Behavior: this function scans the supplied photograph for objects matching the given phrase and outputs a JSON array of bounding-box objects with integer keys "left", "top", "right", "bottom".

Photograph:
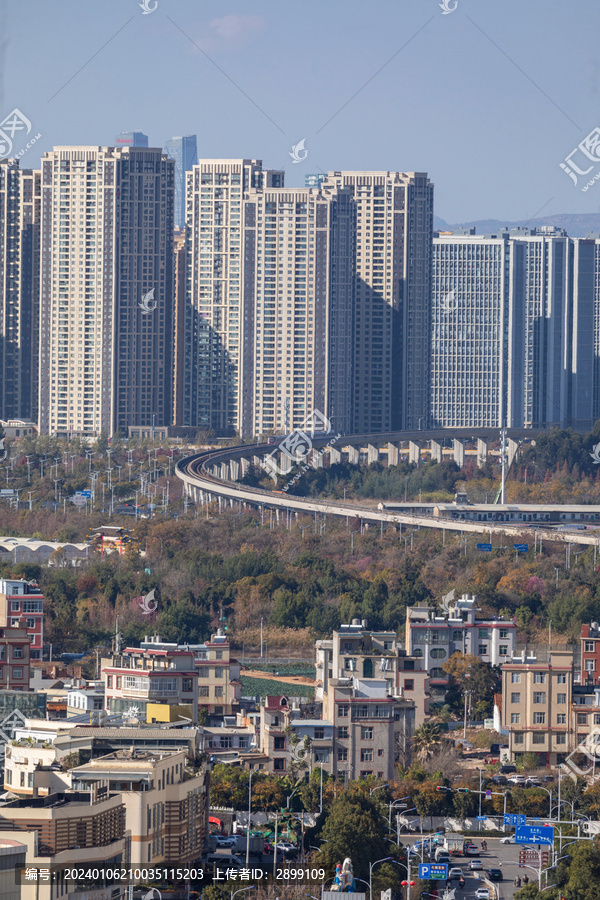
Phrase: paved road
[{"left": 445, "top": 838, "right": 551, "bottom": 899}]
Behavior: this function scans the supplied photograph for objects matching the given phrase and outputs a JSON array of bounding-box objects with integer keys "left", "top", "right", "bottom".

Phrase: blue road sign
[
  {"left": 78, "top": 490, "right": 92, "bottom": 498},
  {"left": 477, "top": 543, "right": 492, "bottom": 551},
  {"left": 419, "top": 864, "right": 448, "bottom": 880},
  {"left": 515, "top": 825, "right": 554, "bottom": 845},
  {"left": 476, "top": 816, "right": 487, "bottom": 821},
  {"left": 514, "top": 543, "right": 529, "bottom": 552},
  {"left": 485, "top": 790, "right": 492, "bottom": 799},
  {"left": 504, "top": 814, "right": 526, "bottom": 826}
]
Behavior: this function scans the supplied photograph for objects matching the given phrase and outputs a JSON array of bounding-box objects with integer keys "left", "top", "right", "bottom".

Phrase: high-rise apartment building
[
  {"left": 242, "top": 184, "right": 355, "bottom": 436},
  {"left": 508, "top": 226, "right": 571, "bottom": 429},
  {"left": 115, "top": 131, "right": 148, "bottom": 147},
  {"left": 38, "top": 146, "right": 174, "bottom": 437},
  {"left": 173, "top": 228, "right": 186, "bottom": 425},
  {"left": 0, "top": 160, "right": 40, "bottom": 422},
  {"left": 570, "top": 235, "right": 599, "bottom": 430},
  {"left": 183, "top": 159, "right": 283, "bottom": 433},
  {"left": 431, "top": 230, "right": 510, "bottom": 428},
  {"left": 164, "top": 135, "right": 198, "bottom": 230},
  {"left": 319, "top": 171, "right": 433, "bottom": 432}
]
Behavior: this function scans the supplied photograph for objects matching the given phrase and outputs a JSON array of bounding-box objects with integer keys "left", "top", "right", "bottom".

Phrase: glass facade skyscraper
[{"left": 164, "top": 135, "right": 198, "bottom": 230}]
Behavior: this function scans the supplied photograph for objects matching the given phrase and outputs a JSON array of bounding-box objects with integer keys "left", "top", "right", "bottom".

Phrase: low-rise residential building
[
  {"left": 406, "top": 596, "right": 517, "bottom": 698},
  {"left": 0, "top": 579, "right": 44, "bottom": 659},
  {"left": 71, "top": 749, "right": 209, "bottom": 865},
  {"left": 581, "top": 621, "right": 600, "bottom": 682},
  {"left": 0, "top": 626, "right": 31, "bottom": 690},
  {"left": 183, "top": 630, "right": 241, "bottom": 716},
  {"left": 316, "top": 619, "right": 429, "bottom": 726},
  {"left": 101, "top": 638, "right": 199, "bottom": 724},
  {"left": 66, "top": 682, "right": 105, "bottom": 719},
  {"left": 257, "top": 696, "right": 334, "bottom": 776},
  {"left": 501, "top": 649, "right": 574, "bottom": 766}
]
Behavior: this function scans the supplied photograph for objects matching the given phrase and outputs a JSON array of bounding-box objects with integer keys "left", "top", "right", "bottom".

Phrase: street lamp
[
  {"left": 231, "top": 886, "right": 255, "bottom": 900},
  {"left": 369, "top": 856, "right": 404, "bottom": 900},
  {"left": 246, "top": 770, "right": 255, "bottom": 867},
  {"left": 370, "top": 782, "right": 390, "bottom": 797},
  {"left": 388, "top": 797, "right": 410, "bottom": 831}
]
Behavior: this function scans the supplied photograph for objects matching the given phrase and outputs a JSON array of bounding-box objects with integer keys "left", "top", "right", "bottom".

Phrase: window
[
  {"left": 107, "top": 676, "right": 113, "bottom": 688},
  {"left": 12, "top": 648, "right": 22, "bottom": 659},
  {"left": 511, "top": 673, "right": 521, "bottom": 683},
  {"left": 578, "top": 713, "right": 588, "bottom": 725},
  {"left": 116, "top": 677, "right": 122, "bottom": 689},
  {"left": 404, "top": 679, "right": 414, "bottom": 691},
  {"left": 557, "top": 714, "right": 567, "bottom": 724},
  {"left": 413, "top": 648, "right": 423, "bottom": 658},
  {"left": 478, "top": 645, "right": 488, "bottom": 655},
  {"left": 430, "top": 648, "right": 446, "bottom": 658},
  {"left": 361, "top": 727, "right": 373, "bottom": 740},
  {"left": 557, "top": 693, "right": 566, "bottom": 704},
  {"left": 511, "top": 714, "right": 520, "bottom": 724},
  {"left": 273, "top": 758, "right": 286, "bottom": 771},
  {"left": 338, "top": 705, "right": 349, "bottom": 718},
  {"left": 219, "top": 736, "right": 233, "bottom": 749},
  {"left": 452, "top": 630, "right": 463, "bottom": 641},
  {"left": 338, "top": 726, "right": 348, "bottom": 739},
  {"left": 199, "top": 686, "right": 209, "bottom": 697},
  {"left": 274, "top": 737, "right": 285, "bottom": 750},
  {"left": 585, "top": 660, "right": 595, "bottom": 672},
  {"left": 533, "top": 692, "right": 546, "bottom": 704},
  {"left": 514, "top": 733, "right": 524, "bottom": 744},
  {"left": 338, "top": 748, "right": 347, "bottom": 761},
  {"left": 430, "top": 667, "right": 445, "bottom": 678},
  {"left": 534, "top": 673, "right": 546, "bottom": 684},
  {"left": 198, "top": 668, "right": 208, "bottom": 678},
  {"left": 556, "top": 734, "right": 566, "bottom": 744},
  {"left": 533, "top": 712, "right": 546, "bottom": 724},
  {"left": 360, "top": 749, "right": 373, "bottom": 762},
  {"left": 556, "top": 673, "right": 567, "bottom": 684},
  {"left": 532, "top": 733, "right": 545, "bottom": 744},
  {"left": 5, "top": 769, "right": 11, "bottom": 784},
  {"left": 360, "top": 770, "right": 373, "bottom": 778},
  {"left": 20, "top": 771, "right": 25, "bottom": 787},
  {"left": 499, "top": 645, "right": 509, "bottom": 656},
  {"left": 12, "top": 668, "right": 22, "bottom": 679},
  {"left": 182, "top": 678, "right": 192, "bottom": 691},
  {"left": 479, "top": 629, "right": 489, "bottom": 638},
  {"left": 595, "top": 714, "right": 600, "bottom": 726},
  {"left": 26, "top": 619, "right": 35, "bottom": 629},
  {"left": 585, "top": 641, "right": 595, "bottom": 652},
  {"left": 214, "top": 667, "right": 223, "bottom": 678},
  {"left": 215, "top": 686, "right": 223, "bottom": 698},
  {"left": 500, "top": 629, "right": 509, "bottom": 638},
  {"left": 511, "top": 693, "right": 521, "bottom": 704},
  {"left": 315, "top": 729, "right": 324, "bottom": 740},
  {"left": 10, "top": 602, "right": 19, "bottom": 612},
  {"left": 378, "top": 749, "right": 384, "bottom": 757}
]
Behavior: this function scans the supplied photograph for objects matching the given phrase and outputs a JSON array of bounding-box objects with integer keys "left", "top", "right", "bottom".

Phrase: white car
[
  {"left": 475, "top": 890, "right": 491, "bottom": 900},
  {"left": 500, "top": 836, "right": 515, "bottom": 844},
  {"left": 469, "top": 860, "right": 483, "bottom": 870},
  {"left": 215, "top": 836, "right": 237, "bottom": 847},
  {"left": 449, "top": 868, "right": 463, "bottom": 880}
]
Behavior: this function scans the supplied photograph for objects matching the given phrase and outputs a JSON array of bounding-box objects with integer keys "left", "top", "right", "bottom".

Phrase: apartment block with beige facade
[
  {"left": 38, "top": 146, "right": 174, "bottom": 437},
  {"left": 71, "top": 749, "right": 208, "bottom": 865},
  {"left": 501, "top": 649, "right": 574, "bottom": 766}
]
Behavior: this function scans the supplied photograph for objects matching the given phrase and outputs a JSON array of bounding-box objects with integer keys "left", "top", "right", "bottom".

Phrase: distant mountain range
[{"left": 433, "top": 213, "right": 600, "bottom": 239}]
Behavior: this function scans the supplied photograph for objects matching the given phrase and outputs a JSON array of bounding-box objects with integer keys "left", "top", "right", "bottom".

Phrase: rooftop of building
[
  {"left": 1, "top": 790, "right": 118, "bottom": 810},
  {"left": 73, "top": 748, "right": 184, "bottom": 772}
]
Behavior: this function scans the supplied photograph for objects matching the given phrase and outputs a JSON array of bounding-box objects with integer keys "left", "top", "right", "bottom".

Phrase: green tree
[{"left": 413, "top": 723, "right": 444, "bottom": 762}]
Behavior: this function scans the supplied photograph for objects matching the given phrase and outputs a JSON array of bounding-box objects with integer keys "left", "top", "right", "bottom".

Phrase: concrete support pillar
[
  {"left": 329, "top": 446, "right": 342, "bottom": 465},
  {"left": 430, "top": 440, "right": 442, "bottom": 463},
  {"left": 347, "top": 445, "right": 360, "bottom": 465},
  {"left": 240, "top": 457, "right": 250, "bottom": 477},
  {"left": 230, "top": 460, "right": 240, "bottom": 481},
  {"left": 367, "top": 444, "right": 379, "bottom": 465},
  {"left": 220, "top": 462, "right": 229, "bottom": 481},
  {"left": 453, "top": 439, "right": 465, "bottom": 468},
  {"left": 507, "top": 438, "right": 519, "bottom": 468},
  {"left": 409, "top": 441, "right": 421, "bottom": 465},
  {"left": 387, "top": 442, "right": 399, "bottom": 467},
  {"left": 252, "top": 455, "right": 262, "bottom": 470},
  {"left": 477, "top": 439, "right": 488, "bottom": 469},
  {"left": 312, "top": 450, "right": 324, "bottom": 469}
]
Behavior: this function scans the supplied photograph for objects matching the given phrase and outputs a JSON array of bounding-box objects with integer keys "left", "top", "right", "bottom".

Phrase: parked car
[
  {"left": 475, "top": 890, "right": 491, "bottom": 900},
  {"left": 508, "top": 775, "right": 526, "bottom": 785},
  {"left": 526, "top": 777, "right": 542, "bottom": 787},
  {"left": 492, "top": 775, "right": 508, "bottom": 785},
  {"left": 500, "top": 765, "right": 517, "bottom": 774},
  {"left": 542, "top": 775, "right": 555, "bottom": 783},
  {"left": 488, "top": 868, "right": 503, "bottom": 881},
  {"left": 449, "top": 868, "right": 463, "bottom": 880},
  {"left": 500, "top": 836, "right": 515, "bottom": 844},
  {"left": 469, "top": 860, "right": 483, "bottom": 871},
  {"left": 215, "top": 836, "right": 238, "bottom": 848}
]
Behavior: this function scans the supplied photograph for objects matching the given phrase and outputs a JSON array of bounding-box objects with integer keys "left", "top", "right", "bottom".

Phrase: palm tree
[{"left": 413, "top": 723, "right": 444, "bottom": 762}]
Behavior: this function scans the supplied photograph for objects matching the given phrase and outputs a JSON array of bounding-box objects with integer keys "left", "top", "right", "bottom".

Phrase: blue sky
[{"left": 2, "top": 0, "right": 600, "bottom": 222}]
